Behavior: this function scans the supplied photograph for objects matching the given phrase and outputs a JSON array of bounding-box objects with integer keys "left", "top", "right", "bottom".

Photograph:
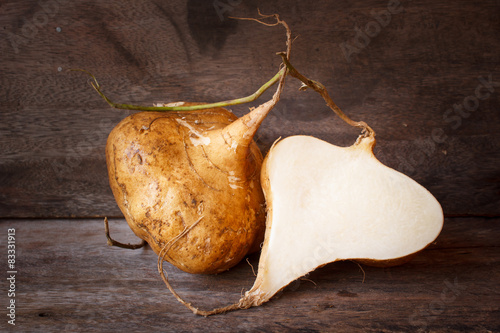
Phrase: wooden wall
[{"left": 1, "top": 0, "right": 499, "bottom": 219}]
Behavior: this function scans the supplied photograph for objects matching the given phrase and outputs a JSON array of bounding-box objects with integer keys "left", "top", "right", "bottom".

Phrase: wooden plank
[
  {"left": 1, "top": 0, "right": 499, "bottom": 218},
  {"left": 0, "top": 217, "right": 498, "bottom": 332}
]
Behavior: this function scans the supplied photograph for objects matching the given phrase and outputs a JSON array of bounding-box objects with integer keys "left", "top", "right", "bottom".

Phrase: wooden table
[
  {"left": 1, "top": 217, "right": 498, "bottom": 332},
  {"left": 1, "top": 0, "right": 499, "bottom": 331}
]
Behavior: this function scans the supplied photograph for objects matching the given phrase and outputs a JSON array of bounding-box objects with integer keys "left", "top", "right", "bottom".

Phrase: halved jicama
[
  {"left": 231, "top": 58, "right": 445, "bottom": 309},
  {"left": 230, "top": 57, "right": 445, "bottom": 310},
  {"left": 155, "top": 42, "right": 444, "bottom": 317},
  {"left": 239, "top": 134, "right": 444, "bottom": 307}
]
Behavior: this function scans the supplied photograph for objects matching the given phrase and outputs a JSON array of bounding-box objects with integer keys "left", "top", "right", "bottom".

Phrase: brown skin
[{"left": 106, "top": 104, "right": 266, "bottom": 274}]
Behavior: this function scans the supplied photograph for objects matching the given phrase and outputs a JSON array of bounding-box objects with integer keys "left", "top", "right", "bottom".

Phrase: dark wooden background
[{"left": 1, "top": 0, "right": 499, "bottom": 332}]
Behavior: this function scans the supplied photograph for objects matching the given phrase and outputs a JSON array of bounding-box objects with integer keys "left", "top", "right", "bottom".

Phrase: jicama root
[{"left": 100, "top": 13, "right": 291, "bottom": 277}]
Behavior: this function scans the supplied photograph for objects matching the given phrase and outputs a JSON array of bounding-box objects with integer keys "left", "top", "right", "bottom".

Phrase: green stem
[{"left": 73, "top": 68, "right": 285, "bottom": 112}]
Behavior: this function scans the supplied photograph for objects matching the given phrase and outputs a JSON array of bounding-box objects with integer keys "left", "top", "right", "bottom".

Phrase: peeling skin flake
[
  {"left": 228, "top": 175, "right": 241, "bottom": 184},
  {"left": 230, "top": 140, "right": 238, "bottom": 151},
  {"left": 222, "top": 131, "right": 238, "bottom": 152},
  {"left": 175, "top": 119, "right": 211, "bottom": 146},
  {"left": 228, "top": 171, "right": 243, "bottom": 189}
]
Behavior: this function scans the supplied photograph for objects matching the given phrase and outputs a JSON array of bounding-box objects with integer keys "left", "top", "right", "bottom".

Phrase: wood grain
[
  {"left": 0, "top": 217, "right": 498, "bottom": 332},
  {"left": 1, "top": 0, "right": 499, "bottom": 217}
]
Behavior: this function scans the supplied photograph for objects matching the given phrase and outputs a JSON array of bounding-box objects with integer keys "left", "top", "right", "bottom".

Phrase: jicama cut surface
[{"left": 242, "top": 135, "right": 444, "bottom": 305}]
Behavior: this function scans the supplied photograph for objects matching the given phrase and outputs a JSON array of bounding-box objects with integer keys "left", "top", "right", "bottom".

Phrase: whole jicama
[
  {"left": 100, "top": 14, "right": 291, "bottom": 275},
  {"left": 106, "top": 100, "right": 279, "bottom": 274}
]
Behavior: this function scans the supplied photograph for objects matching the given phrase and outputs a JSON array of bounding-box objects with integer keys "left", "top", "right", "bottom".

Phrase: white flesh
[{"left": 244, "top": 135, "right": 443, "bottom": 304}]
